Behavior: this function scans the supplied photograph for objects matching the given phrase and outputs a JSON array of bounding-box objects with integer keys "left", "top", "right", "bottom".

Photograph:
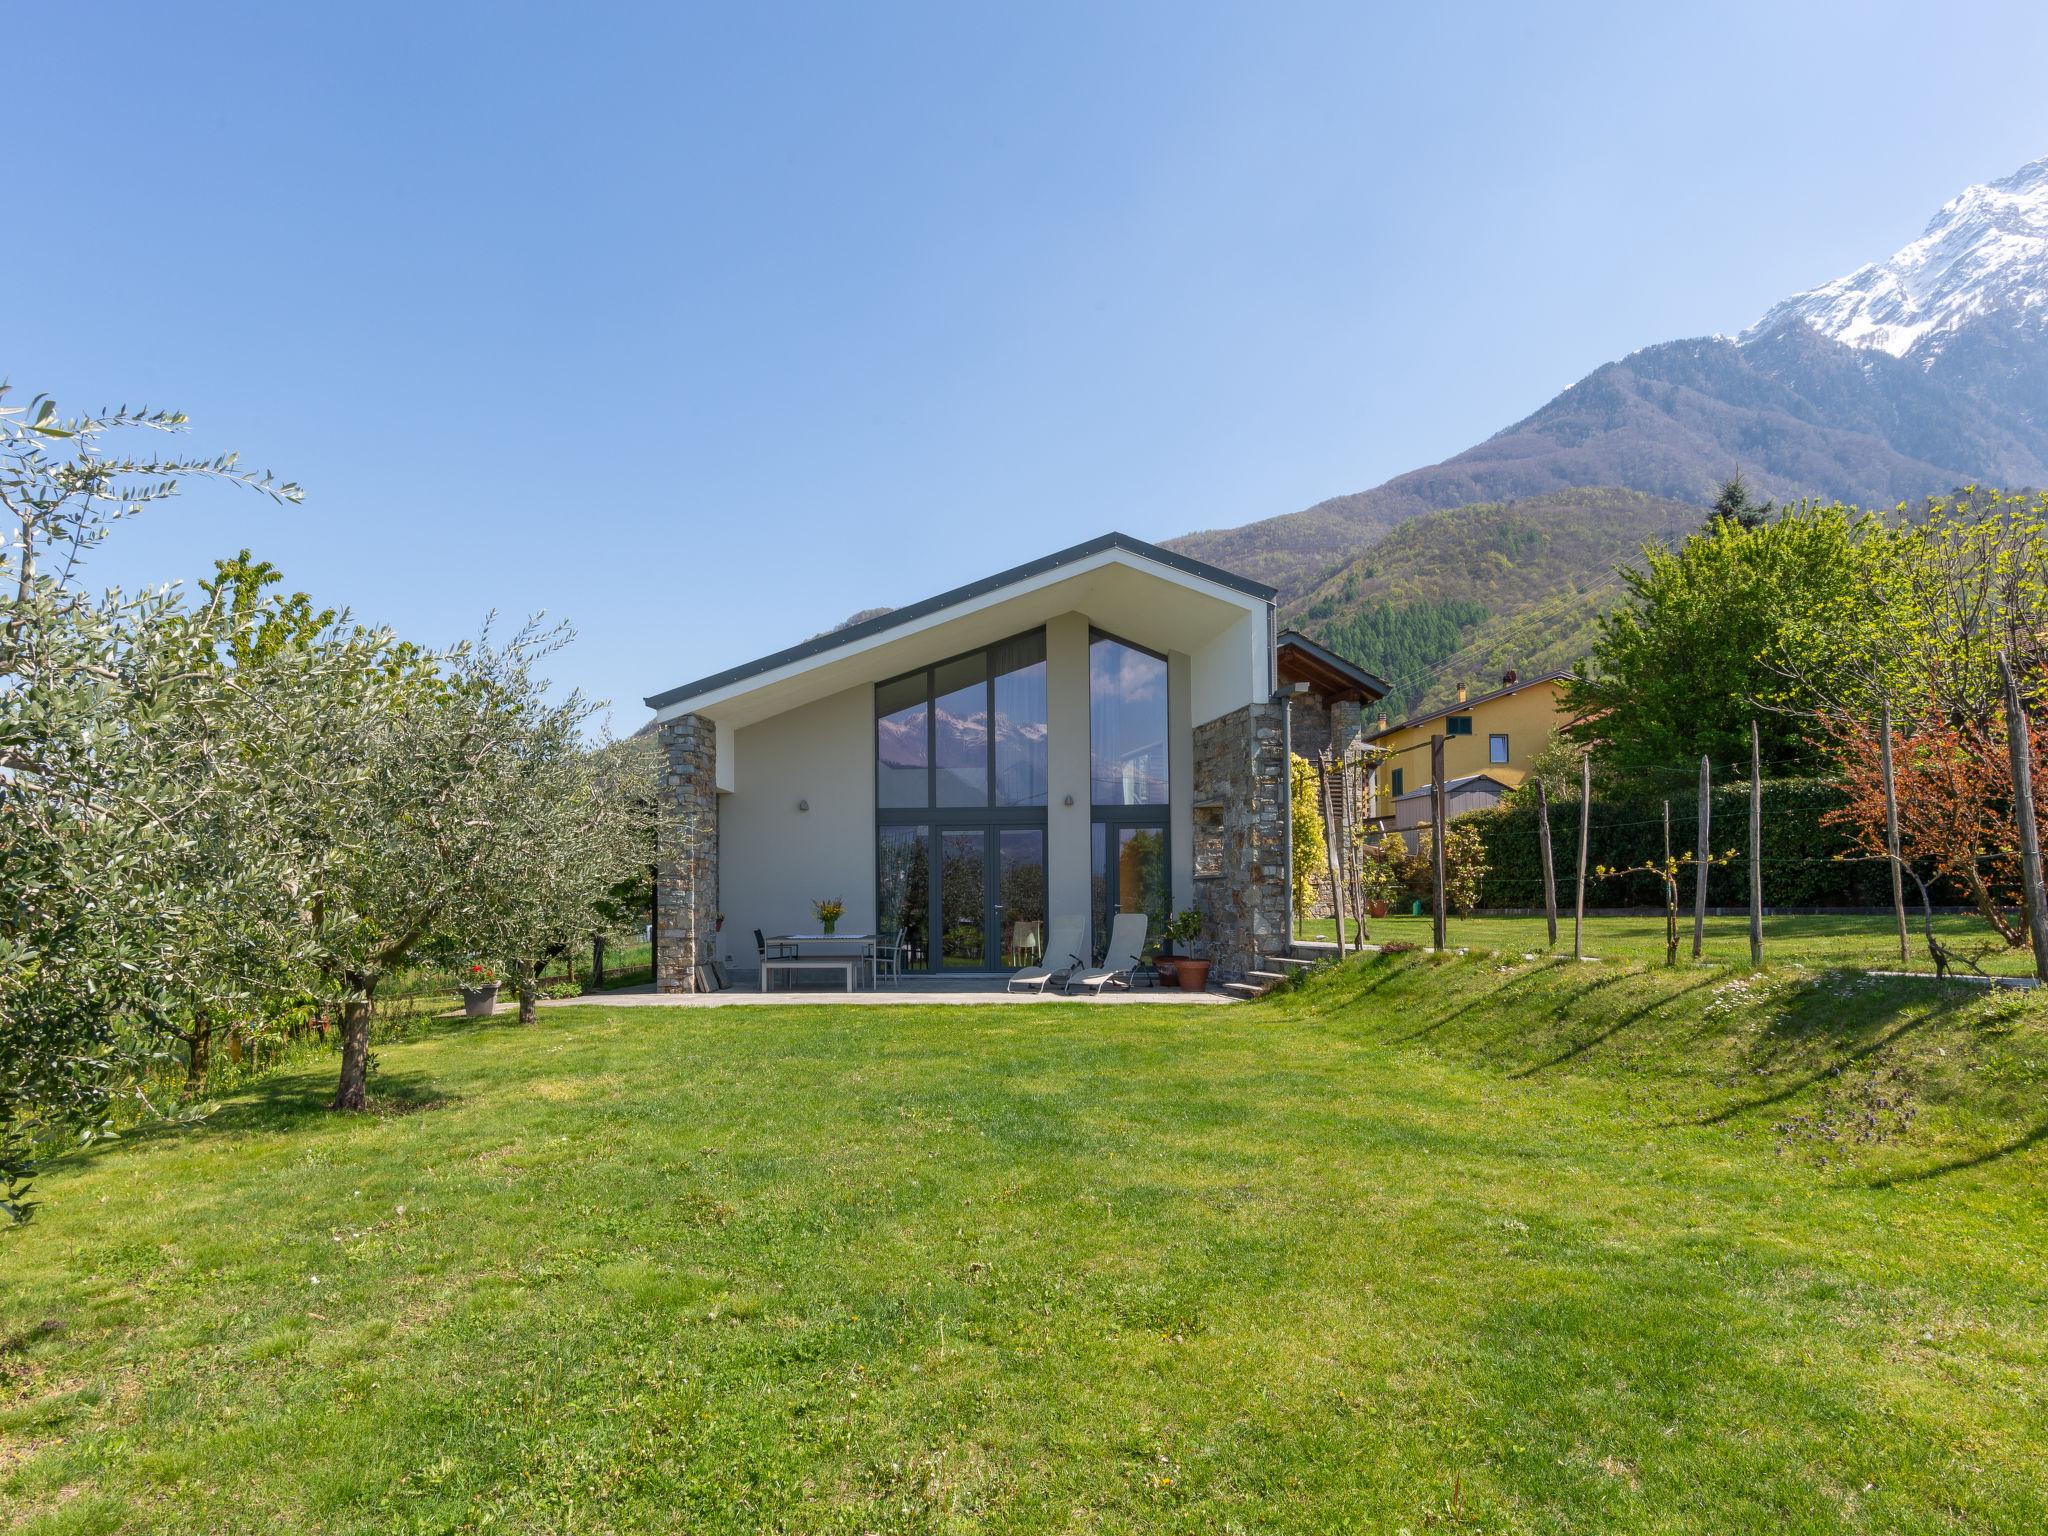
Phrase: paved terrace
[{"left": 545, "top": 976, "right": 1235, "bottom": 1008}]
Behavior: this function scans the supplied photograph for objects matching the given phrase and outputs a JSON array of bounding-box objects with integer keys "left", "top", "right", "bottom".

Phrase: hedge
[{"left": 1460, "top": 778, "right": 1899, "bottom": 910}]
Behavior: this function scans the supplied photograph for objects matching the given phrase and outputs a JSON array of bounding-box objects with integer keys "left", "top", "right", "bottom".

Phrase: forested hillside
[{"left": 1284, "top": 488, "right": 1700, "bottom": 716}]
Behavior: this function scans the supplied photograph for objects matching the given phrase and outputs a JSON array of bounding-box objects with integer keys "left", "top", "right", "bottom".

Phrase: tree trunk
[
  {"left": 518, "top": 980, "right": 538, "bottom": 1026},
  {"left": 332, "top": 981, "right": 375, "bottom": 1112},
  {"left": 184, "top": 1016, "right": 212, "bottom": 1094}
]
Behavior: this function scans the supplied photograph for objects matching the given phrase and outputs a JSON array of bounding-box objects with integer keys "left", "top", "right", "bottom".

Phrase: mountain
[
  {"left": 1282, "top": 488, "right": 1702, "bottom": 717},
  {"left": 1170, "top": 155, "right": 2048, "bottom": 604}
]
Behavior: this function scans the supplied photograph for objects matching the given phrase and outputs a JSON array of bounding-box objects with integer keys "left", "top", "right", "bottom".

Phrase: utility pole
[{"left": 1999, "top": 652, "right": 2048, "bottom": 982}]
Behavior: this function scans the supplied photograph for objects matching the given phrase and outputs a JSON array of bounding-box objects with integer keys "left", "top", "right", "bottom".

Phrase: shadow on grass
[
  {"left": 1689, "top": 982, "right": 1956, "bottom": 1128},
  {"left": 1509, "top": 974, "right": 1722, "bottom": 1079},
  {"left": 1388, "top": 958, "right": 1578, "bottom": 1045},
  {"left": 1870, "top": 1118, "right": 2048, "bottom": 1186}
]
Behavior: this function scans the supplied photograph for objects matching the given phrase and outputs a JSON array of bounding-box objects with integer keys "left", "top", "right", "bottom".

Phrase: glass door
[
  {"left": 939, "top": 830, "right": 989, "bottom": 971},
  {"left": 997, "top": 829, "right": 1047, "bottom": 969},
  {"left": 1091, "top": 819, "right": 1169, "bottom": 961}
]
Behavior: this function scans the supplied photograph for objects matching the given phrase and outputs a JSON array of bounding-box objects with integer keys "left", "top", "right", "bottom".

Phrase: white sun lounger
[
  {"left": 1065, "top": 911, "right": 1148, "bottom": 995},
  {"left": 1007, "top": 916, "right": 1090, "bottom": 993}
]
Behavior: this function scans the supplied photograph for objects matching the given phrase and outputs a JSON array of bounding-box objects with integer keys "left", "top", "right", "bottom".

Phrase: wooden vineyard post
[
  {"left": 1662, "top": 799, "right": 1678, "bottom": 966},
  {"left": 1574, "top": 751, "right": 1591, "bottom": 960},
  {"left": 1430, "top": 734, "right": 1448, "bottom": 951},
  {"left": 1749, "top": 721, "right": 1764, "bottom": 968},
  {"left": 1536, "top": 778, "right": 1559, "bottom": 947},
  {"left": 1693, "top": 755, "right": 1710, "bottom": 960},
  {"left": 1999, "top": 652, "right": 2048, "bottom": 982},
  {"left": 1879, "top": 700, "right": 1908, "bottom": 964},
  {"left": 1318, "top": 750, "right": 1350, "bottom": 961}
]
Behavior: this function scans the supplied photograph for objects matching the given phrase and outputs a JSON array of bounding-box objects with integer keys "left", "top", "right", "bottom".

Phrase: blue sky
[{"left": 11, "top": 1, "right": 2047, "bottom": 723}]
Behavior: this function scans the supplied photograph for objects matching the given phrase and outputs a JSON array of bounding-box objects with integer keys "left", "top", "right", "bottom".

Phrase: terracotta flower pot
[
  {"left": 1175, "top": 959, "right": 1211, "bottom": 992},
  {"left": 459, "top": 983, "right": 500, "bottom": 1019},
  {"left": 1154, "top": 957, "right": 1178, "bottom": 986},
  {"left": 1369, "top": 900, "right": 1389, "bottom": 918}
]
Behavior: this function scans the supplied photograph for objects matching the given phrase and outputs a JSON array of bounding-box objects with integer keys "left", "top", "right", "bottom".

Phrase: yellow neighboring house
[{"left": 1366, "top": 670, "right": 1571, "bottom": 849}]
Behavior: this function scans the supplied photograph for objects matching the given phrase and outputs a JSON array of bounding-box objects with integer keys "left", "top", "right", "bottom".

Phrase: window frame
[
  {"left": 875, "top": 627, "right": 1049, "bottom": 825},
  {"left": 1446, "top": 714, "right": 1474, "bottom": 737},
  {"left": 1488, "top": 732, "right": 1510, "bottom": 765},
  {"left": 1087, "top": 627, "right": 1171, "bottom": 811}
]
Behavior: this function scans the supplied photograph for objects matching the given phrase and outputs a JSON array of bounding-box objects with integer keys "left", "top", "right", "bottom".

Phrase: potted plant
[
  {"left": 1356, "top": 840, "right": 1402, "bottom": 920},
  {"left": 812, "top": 896, "right": 845, "bottom": 936},
  {"left": 1162, "top": 909, "right": 1209, "bottom": 991},
  {"left": 458, "top": 962, "right": 500, "bottom": 1018}
]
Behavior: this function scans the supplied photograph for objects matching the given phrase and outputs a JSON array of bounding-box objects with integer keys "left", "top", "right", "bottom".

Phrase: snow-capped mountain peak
[{"left": 1745, "top": 155, "right": 2048, "bottom": 361}]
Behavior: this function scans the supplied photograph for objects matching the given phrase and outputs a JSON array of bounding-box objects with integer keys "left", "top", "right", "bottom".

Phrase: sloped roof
[
  {"left": 645, "top": 531, "right": 1275, "bottom": 713},
  {"left": 1276, "top": 630, "right": 1389, "bottom": 702},
  {"left": 1368, "top": 672, "right": 1571, "bottom": 740}
]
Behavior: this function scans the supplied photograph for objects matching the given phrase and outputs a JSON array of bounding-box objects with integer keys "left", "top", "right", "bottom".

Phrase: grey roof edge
[
  {"left": 1367, "top": 670, "right": 1574, "bottom": 740},
  {"left": 1275, "top": 629, "right": 1391, "bottom": 698},
  {"left": 1393, "top": 772, "right": 1512, "bottom": 801},
  {"left": 644, "top": 531, "right": 1277, "bottom": 712}
]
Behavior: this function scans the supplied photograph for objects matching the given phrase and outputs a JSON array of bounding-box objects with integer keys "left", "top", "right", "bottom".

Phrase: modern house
[
  {"left": 643, "top": 533, "right": 1291, "bottom": 990},
  {"left": 1366, "top": 671, "right": 1570, "bottom": 848}
]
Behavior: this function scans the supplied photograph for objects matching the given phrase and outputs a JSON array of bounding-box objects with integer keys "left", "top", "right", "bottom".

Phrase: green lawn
[
  {"left": 4, "top": 953, "right": 2047, "bottom": 1533},
  {"left": 1297, "top": 909, "right": 2042, "bottom": 975}
]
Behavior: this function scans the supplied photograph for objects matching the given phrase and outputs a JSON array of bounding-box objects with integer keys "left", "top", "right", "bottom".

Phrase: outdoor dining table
[{"left": 760, "top": 933, "right": 877, "bottom": 991}]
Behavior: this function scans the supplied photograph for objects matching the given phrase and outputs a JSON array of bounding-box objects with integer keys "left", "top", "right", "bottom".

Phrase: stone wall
[
  {"left": 1192, "top": 702, "right": 1290, "bottom": 978},
  {"left": 655, "top": 713, "right": 720, "bottom": 992},
  {"left": 1287, "top": 690, "right": 1369, "bottom": 767}
]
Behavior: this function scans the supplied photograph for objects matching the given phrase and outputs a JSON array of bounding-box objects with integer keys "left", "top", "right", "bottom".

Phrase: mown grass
[
  {"left": 3, "top": 953, "right": 2046, "bottom": 1533},
  {"left": 1297, "top": 909, "right": 2041, "bottom": 975}
]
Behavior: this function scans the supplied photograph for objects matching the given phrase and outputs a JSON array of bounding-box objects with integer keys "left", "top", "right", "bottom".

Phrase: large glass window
[
  {"left": 876, "top": 674, "right": 929, "bottom": 809},
  {"left": 933, "top": 653, "right": 988, "bottom": 807},
  {"left": 876, "top": 629, "right": 1048, "bottom": 973},
  {"left": 1090, "top": 633, "right": 1168, "bottom": 806},
  {"left": 992, "top": 631, "right": 1048, "bottom": 807},
  {"left": 877, "top": 630, "right": 1045, "bottom": 811}
]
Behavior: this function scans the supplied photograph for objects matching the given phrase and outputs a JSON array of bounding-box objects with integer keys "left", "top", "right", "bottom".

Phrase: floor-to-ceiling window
[
  {"left": 1088, "top": 630, "right": 1170, "bottom": 958},
  {"left": 876, "top": 630, "right": 1047, "bottom": 972}
]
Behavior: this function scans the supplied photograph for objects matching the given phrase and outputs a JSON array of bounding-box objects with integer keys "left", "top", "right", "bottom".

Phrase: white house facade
[{"left": 643, "top": 533, "right": 1290, "bottom": 989}]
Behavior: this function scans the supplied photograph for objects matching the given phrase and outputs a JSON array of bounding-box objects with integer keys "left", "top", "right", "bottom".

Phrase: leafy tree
[
  {"left": 1563, "top": 502, "right": 1866, "bottom": 774},
  {"left": 1, "top": 387, "right": 299, "bottom": 1219},
  {"left": 1501, "top": 730, "right": 1582, "bottom": 808},
  {"left": 1780, "top": 490, "right": 2048, "bottom": 950},
  {"left": 276, "top": 619, "right": 568, "bottom": 1110},
  {"left": 477, "top": 730, "right": 660, "bottom": 1025}
]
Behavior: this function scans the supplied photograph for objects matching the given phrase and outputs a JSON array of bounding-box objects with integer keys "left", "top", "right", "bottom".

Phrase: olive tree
[
  {"left": 1, "top": 386, "right": 301, "bottom": 1218},
  {"left": 476, "top": 730, "right": 660, "bottom": 1024}
]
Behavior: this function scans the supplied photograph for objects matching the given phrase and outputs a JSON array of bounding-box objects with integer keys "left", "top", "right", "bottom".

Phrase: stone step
[
  {"left": 1220, "top": 981, "right": 1268, "bottom": 1000},
  {"left": 1245, "top": 969, "right": 1289, "bottom": 987},
  {"left": 1262, "top": 954, "right": 1317, "bottom": 971}
]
